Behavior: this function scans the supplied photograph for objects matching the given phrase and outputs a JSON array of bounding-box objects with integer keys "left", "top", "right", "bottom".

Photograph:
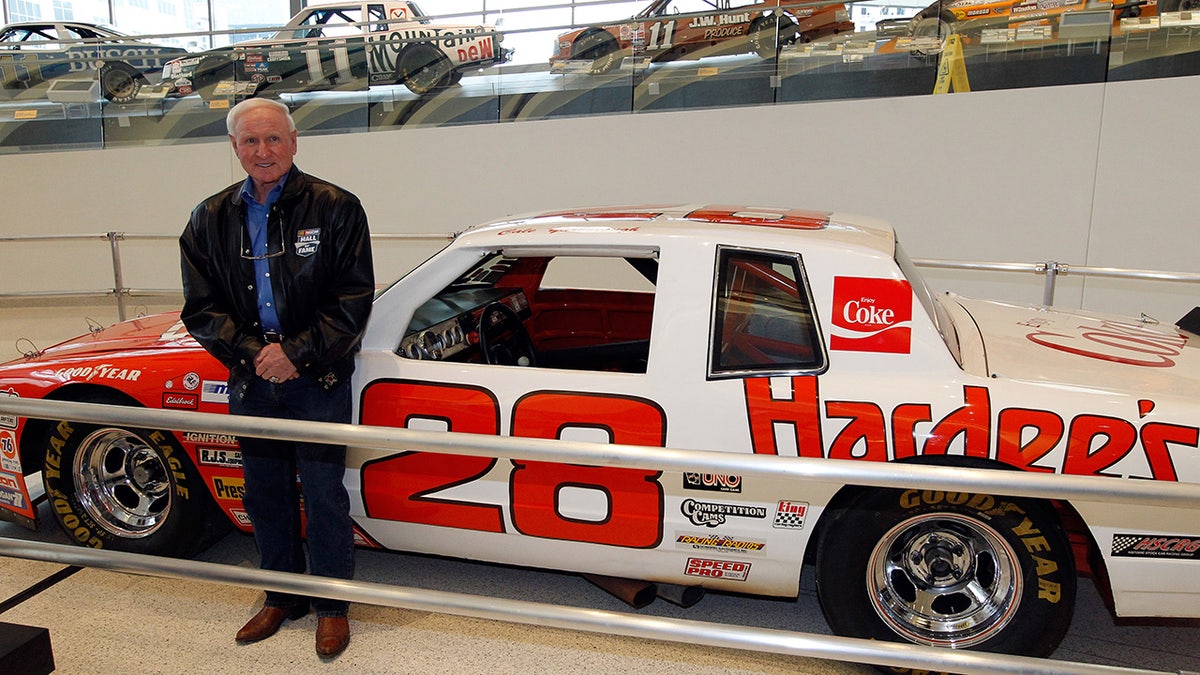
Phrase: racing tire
[
  {"left": 397, "top": 45, "right": 453, "bottom": 95},
  {"left": 572, "top": 31, "right": 622, "bottom": 74},
  {"left": 192, "top": 54, "right": 237, "bottom": 101},
  {"left": 750, "top": 16, "right": 787, "bottom": 58},
  {"left": 815, "top": 488, "right": 1075, "bottom": 665},
  {"left": 99, "top": 62, "right": 142, "bottom": 104},
  {"left": 41, "top": 397, "right": 225, "bottom": 557}
]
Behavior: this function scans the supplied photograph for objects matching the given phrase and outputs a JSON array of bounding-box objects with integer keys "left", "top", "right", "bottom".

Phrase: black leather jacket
[{"left": 180, "top": 165, "right": 374, "bottom": 398}]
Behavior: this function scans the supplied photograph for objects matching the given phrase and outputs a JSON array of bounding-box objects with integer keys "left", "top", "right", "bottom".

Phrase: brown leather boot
[
  {"left": 235, "top": 604, "right": 309, "bottom": 643},
  {"left": 315, "top": 616, "right": 350, "bottom": 657}
]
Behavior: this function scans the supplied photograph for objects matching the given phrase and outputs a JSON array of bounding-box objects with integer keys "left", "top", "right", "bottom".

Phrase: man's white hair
[{"left": 226, "top": 98, "right": 296, "bottom": 136}]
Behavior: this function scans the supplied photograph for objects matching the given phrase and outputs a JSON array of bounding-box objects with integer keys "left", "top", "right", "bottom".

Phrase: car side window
[{"left": 709, "top": 246, "right": 826, "bottom": 378}]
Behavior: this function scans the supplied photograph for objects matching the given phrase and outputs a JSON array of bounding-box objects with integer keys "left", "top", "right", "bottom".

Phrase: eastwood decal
[
  {"left": 0, "top": 387, "right": 17, "bottom": 429},
  {"left": 744, "top": 376, "right": 1198, "bottom": 481},
  {"left": 1112, "top": 534, "right": 1200, "bottom": 560},
  {"left": 685, "top": 557, "right": 751, "bottom": 581},
  {"left": 199, "top": 447, "right": 243, "bottom": 468},
  {"left": 676, "top": 533, "right": 766, "bottom": 554},
  {"left": 295, "top": 228, "right": 320, "bottom": 257},
  {"left": 212, "top": 476, "right": 246, "bottom": 501},
  {"left": 54, "top": 364, "right": 142, "bottom": 382},
  {"left": 772, "top": 500, "right": 808, "bottom": 530},
  {"left": 830, "top": 276, "right": 912, "bottom": 354},
  {"left": 162, "top": 393, "right": 198, "bottom": 410},
  {"left": 681, "top": 498, "right": 767, "bottom": 527},
  {"left": 683, "top": 472, "right": 741, "bottom": 493}
]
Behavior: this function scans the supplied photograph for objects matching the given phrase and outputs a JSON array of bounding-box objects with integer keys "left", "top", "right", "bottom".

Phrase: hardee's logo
[{"left": 830, "top": 276, "right": 912, "bottom": 354}]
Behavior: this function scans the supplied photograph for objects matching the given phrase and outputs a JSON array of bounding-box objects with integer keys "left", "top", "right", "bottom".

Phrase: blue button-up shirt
[{"left": 240, "top": 176, "right": 285, "bottom": 335}]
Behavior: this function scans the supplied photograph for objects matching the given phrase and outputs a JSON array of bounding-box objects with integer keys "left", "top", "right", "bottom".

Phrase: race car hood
[
  {"left": 946, "top": 295, "right": 1200, "bottom": 396},
  {"left": 22, "top": 312, "right": 197, "bottom": 362}
]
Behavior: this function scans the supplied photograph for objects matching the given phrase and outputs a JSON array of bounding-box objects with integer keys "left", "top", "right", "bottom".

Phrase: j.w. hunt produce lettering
[{"left": 744, "top": 376, "right": 1197, "bottom": 480}]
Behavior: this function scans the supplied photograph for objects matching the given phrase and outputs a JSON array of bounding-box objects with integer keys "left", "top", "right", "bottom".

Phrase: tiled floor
[{"left": 1, "top": 501, "right": 1198, "bottom": 674}]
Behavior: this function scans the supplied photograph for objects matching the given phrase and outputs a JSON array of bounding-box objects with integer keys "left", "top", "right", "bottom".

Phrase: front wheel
[
  {"left": 397, "top": 45, "right": 453, "bottom": 95},
  {"left": 816, "top": 488, "right": 1075, "bottom": 659},
  {"left": 42, "top": 410, "right": 223, "bottom": 557},
  {"left": 572, "top": 31, "right": 622, "bottom": 74},
  {"left": 99, "top": 62, "right": 142, "bottom": 103}
]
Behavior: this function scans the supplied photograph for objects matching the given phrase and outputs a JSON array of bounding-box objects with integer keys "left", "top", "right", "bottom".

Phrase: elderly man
[{"left": 179, "top": 97, "right": 373, "bottom": 658}]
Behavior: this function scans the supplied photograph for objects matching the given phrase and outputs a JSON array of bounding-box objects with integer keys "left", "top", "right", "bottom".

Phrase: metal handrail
[
  {"left": 0, "top": 537, "right": 1164, "bottom": 675},
  {"left": 3, "top": 230, "right": 1198, "bottom": 320},
  {"left": 1, "top": 398, "right": 1197, "bottom": 509},
  {"left": 0, "top": 397, "right": 1196, "bottom": 674}
]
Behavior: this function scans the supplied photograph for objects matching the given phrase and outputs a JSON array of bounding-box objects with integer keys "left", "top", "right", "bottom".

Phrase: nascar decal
[
  {"left": 1112, "top": 534, "right": 1200, "bottom": 560},
  {"left": 676, "top": 533, "right": 766, "bottom": 554},
  {"left": 680, "top": 498, "right": 766, "bottom": 527},
  {"left": 295, "top": 228, "right": 320, "bottom": 257},
  {"left": 745, "top": 377, "right": 1197, "bottom": 481},
  {"left": 830, "top": 277, "right": 912, "bottom": 354},
  {"left": 772, "top": 500, "right": 808, "bottom": 530},
  {"left": 685, "top": 557, "right": 751, "bottom": 581},
  {"left": 1024, "top": 317, "right": 1188, "bottom": 368},
  {"left": 683, "top": 472, "right": 741, "bottom": 493}
]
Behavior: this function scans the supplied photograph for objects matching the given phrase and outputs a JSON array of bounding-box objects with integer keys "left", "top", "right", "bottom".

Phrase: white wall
[{"left": 2, "top": 76, "right": 1198, "bottom": 356}]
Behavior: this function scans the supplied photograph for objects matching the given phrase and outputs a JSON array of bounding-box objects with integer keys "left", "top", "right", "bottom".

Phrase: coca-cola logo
[
  {"left": 830, "top": 277, "right": 912, "bottom": 354},
  {"left": 1026, "top": 319, "right": 1187, "bottom": 368}
]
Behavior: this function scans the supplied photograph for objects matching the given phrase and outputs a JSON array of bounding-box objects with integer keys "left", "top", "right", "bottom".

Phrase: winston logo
[{"left": 830, "top": 277, "right": 913, "bottom": 354}]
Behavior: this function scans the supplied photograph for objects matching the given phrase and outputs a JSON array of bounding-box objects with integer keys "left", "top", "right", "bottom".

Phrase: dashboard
[{"left": 398, "top": 287, "right": 530, "bottom": 361}]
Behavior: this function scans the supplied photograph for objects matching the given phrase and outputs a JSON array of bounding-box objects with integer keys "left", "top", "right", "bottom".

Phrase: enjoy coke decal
[{"left": 830, "top": 276, "right": 913, "bottom": 354}]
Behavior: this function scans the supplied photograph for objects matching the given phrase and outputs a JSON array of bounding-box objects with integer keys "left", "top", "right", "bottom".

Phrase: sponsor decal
[
  {"left": 683, "top": 472, "right": 742, "bottom": 493},
  {"left": 230, "top": 508, "right": 252, "bottom": 527},
  {"left": 54, "top": 364, "right": 142, "bottom": 382},
  {"left": 0, "top": 388, "right": 17, "bottom": 429},
  {"left": 0, "top": 475, "right": 26, "bottom": 510},
  {"left": 182, "top": 372, "right": 200, "bottom": 391},
  {"left": 201, "top": 381, "right": 229, "bottom": 404},
  {"left": 1025, "top": 317, "right": 1188, "bottom": 368},
  {"left": 212, "top": 476, "right": 246, "bottom": 501},
  {"left": 965, "top": 7, "right": 992, "bottom": 16},
  {"left": 681, "top": 498, "right": 767, "bottom": 527},
  {"left": 162, "top": 393, "right": 198, "bottom": 410},
  {"left": 199, "top": 447, "right": 243, "bottom": 468},
  {"left": 267, "top": 75, "right": 283, "bottom": 83},
  {"left": 1112, "top": 534, "right": 1200, "bottom": 560},
  {"left": 676, "top": 532, "right": 766, "bottom": 554},
  {"left": 1, "top": 430, "right": 19, "bottom": 474},
  {"left": 388, "top": 6, "right": 408, "bottom": 19},
  {"left": 184, "top": 431, "right": 239, "bottom": 447},
  {"left": 772, "top": 500, "right": 808, "bottom": 529},
  {"left": 295, "top": 228, "right": 320, "bottom": 257},
  {"left": 267, "top": 50, "right": 290, "bottom": 62},
  {"left": 830, "top": 276, "right": 913, "bottom": 354},
  {"left": 685, "top": 557, "right": 751, "bottom": 581},
  {"left": 704, "top": 26, "right": 747, "bottom": 39},
  {"left": 744, "top": 376, "right": 1198, "bottom": 481}
]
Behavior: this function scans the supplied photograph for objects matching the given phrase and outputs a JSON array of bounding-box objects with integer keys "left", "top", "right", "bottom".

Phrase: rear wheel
[
  {"left": 816, "top": 488, "right": 1075, "bottom": 660},
  {"left": 750, "top": 16, "right": 795, "bottom": 57},
  {"left": 42, "top": 398, "right": 224, "bottom": 557},
  {"left": 572, "top": 31, "right": 622, "bottom": 74},
  {"left": 99, "top": 62, "right": 142, "bottom": 103}
]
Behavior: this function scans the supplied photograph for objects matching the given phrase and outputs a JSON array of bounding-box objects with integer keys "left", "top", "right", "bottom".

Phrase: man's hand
[{"left": 255, "top": 343, "right": 299, "bottom": 383}]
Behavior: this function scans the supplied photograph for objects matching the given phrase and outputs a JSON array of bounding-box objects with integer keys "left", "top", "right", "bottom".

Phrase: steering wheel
[{"left": 477, "top": 302, "right": 537, "bottom": 367}]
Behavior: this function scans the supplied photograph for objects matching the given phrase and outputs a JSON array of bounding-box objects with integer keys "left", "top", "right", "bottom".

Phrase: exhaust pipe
[
  {"left": 582, "top": 574, "right": 658, "bottom": 609},
  {"left": 656, "top": 582, "right": 705, "bottom": 608}
]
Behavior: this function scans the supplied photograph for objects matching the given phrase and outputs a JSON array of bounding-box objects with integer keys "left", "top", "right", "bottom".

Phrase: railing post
[
  {"left": 108, "top": 231, "right": 127, "bottom": 322},
  {"left": 1038, "top": 260, "right": 1067, "bottom": 307}
]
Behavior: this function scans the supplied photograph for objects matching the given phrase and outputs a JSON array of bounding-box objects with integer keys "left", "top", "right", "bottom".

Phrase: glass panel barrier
[{"left": 4, "top": 0, "right": 1200, "bottom": 153}]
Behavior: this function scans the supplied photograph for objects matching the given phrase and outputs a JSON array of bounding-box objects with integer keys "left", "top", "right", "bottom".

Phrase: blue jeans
[{"left": 230, "top": 376, "right": 355, "bottom": 617}]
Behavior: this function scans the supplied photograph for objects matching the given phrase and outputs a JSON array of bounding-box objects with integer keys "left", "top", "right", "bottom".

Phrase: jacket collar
[{"left": 230, "top": 165, "right": 307, "bottom": 207}]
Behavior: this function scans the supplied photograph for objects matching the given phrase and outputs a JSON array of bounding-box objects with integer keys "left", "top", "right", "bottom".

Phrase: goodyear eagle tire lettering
[
  {"left": 815, "top": 487, "right": 1075, "bottom": 671},
  {"left": 42, "top": 410, "right": 218, "bottom": 557}
]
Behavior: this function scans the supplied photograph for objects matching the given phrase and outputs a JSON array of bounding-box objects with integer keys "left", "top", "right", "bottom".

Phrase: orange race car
[
  {"left": 551, "top": 0, "right": 853, "bottom": 73},
  {"left": 876, "top": 0, "right": 1149, "bottom": 44}
]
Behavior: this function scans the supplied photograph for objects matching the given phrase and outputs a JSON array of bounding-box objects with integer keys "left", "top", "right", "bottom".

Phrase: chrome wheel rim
[
  {"left": 73, "top": 428, "right": 171, "bottom": 538},
  {"left": 867, "top": 512, "right": 1021, "bottom": 648}
]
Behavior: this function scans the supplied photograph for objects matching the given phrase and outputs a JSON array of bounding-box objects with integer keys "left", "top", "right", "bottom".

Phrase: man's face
[{"left": 229, "top": 107, "right": 298, "bottom": 193}]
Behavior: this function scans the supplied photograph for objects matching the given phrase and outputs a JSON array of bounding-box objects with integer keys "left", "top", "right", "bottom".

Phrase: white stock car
[
  {"left": 0, "top": 205, "right": 1198, "bottom": 664},
  {"left": 161, "top": 1, "right": 510, "bottom": 98}
]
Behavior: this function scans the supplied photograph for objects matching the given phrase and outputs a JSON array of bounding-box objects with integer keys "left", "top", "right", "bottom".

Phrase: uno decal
[
  {"left": 745, "top": 377, "right": 1195, "bottom": 480},
  {"left": 830, "top": 276, "right": 913, "bottom": 354},
  {"left": 1026, "top": 318, "right": 1188, "bottom": 368},
  {"left": 359, "top": 382, "right": 665, "bottom": 548}
]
